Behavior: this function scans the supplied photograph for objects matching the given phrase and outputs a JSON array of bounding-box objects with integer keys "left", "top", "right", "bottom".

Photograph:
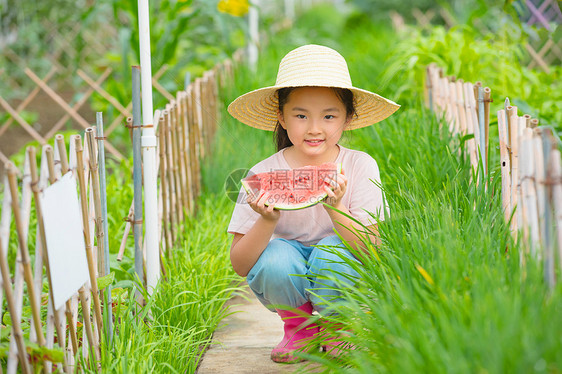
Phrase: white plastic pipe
[
  {"left": 138, "top": 0, "right": 159, "bottom": 294},
  {"left": 248, "top": 0, "right": 259, "bottom": 72}
]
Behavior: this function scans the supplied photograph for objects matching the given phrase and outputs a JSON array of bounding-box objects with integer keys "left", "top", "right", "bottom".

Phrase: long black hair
[{"left": 274, "top": 87, "right": 356, "bottom": 152}]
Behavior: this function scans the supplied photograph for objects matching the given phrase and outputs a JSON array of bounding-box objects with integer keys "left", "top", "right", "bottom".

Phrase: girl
[{"left": 227, "top": 44, "right": 399, "bottom": 363}]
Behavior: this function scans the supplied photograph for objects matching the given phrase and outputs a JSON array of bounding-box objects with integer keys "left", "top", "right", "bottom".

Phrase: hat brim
[{"left": 227, "top": 85, "right": 400, "bottom": 131}]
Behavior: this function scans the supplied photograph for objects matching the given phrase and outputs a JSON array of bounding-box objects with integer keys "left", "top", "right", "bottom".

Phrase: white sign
[{"left": 41, "top": 172, "right": 89, "bottom": 310}]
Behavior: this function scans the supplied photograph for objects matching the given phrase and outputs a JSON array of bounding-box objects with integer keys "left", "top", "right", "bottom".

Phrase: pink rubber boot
[{"left": 271, "top": 302, "right": 319, "bottom": 363}]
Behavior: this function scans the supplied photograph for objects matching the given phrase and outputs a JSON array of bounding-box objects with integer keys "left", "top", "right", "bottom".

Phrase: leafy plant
[{"left": 381, "top": 22, "right": 562, "bottom": 128}]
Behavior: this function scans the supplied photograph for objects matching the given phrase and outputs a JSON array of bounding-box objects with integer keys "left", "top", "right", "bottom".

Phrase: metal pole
[
  {"left": 138, "top": 0, "right": 160, "bottom": 294},
  {"left": 96, "top": 112, "right": 113, "bottom": 343},
  {"left": 132, "top": 66, "right": 144, "bottom": 288}
]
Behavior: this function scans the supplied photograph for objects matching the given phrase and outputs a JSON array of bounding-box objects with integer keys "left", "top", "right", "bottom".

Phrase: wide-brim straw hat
[{"left": 228, "top": 44, "right": 400, "bottom": 131}]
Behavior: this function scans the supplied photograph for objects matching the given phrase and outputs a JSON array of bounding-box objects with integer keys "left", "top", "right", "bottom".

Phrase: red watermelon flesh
[{"left": 241, "top": 162, "right": 341, "bottom": 210}]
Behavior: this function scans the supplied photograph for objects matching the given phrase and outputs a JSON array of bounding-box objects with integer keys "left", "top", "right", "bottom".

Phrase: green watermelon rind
[{"left": 240, "top": 163, "right": 342, "bottom": 211}]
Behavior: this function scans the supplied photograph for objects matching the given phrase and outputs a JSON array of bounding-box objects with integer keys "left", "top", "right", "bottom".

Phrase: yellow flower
[
  {"left": 415, "top": 264, "right": 435, "bottom": 286},
  {"left": 218, "top": 0, "right": 249, "bottom": 17}
]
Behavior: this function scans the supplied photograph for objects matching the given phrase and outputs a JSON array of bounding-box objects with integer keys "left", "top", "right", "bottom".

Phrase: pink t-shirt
[{"left": 227, "top": 145, "right": 388, "bottom": 246}]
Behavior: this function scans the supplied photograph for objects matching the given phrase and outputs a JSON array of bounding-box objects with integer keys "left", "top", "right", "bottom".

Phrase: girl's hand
[
  {"left": 247, "top": 190, "right": 281, "bottom": 222},
  {"left": 323, "top": 169, "right": 347, "bottom": 208}
]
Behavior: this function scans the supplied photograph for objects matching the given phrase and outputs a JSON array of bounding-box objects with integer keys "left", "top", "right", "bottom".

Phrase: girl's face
[{"left": 277, "top": 87, "right": 351, "bottom": 159}]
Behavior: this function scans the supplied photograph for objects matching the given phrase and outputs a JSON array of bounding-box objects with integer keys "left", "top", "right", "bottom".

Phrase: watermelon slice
[{"left": 241, "top": 162, "right": 342, "bottom": 210}]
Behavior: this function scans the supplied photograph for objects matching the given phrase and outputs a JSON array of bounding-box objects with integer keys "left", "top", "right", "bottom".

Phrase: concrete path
[{"left": 197, "top": 286, "right": 321, "bottom": 374}]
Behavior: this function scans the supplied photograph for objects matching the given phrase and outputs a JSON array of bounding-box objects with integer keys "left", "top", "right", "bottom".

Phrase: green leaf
[
  {"left": 26, "top": 342, "right": 65, "bottom": 363},
  {"left": 2, "top": 311, "right": 12, "bottom": 327},
  {"left": 97, "top": 272, "right": 115, "bottom": 290},
  {"left": 0, "top": 325, "right": 10, "bottom": 340}
]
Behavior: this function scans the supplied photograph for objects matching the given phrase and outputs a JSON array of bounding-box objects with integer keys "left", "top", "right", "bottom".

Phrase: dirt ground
[{"left": 0, "top": 89, "right": 95, "bottom": 178}]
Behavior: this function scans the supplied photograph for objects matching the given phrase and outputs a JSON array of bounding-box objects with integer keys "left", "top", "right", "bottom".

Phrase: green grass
[{"left": 91, "top": 193, "right": 240, "bottom": 373}]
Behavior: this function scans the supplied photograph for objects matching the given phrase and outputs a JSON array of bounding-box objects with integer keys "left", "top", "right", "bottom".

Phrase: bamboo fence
[
  {"left": 116, "top": 53, "right": 237, "bottom": 266},
  {"left": 425, "top": 64, "right": 492, "bottom": 180},
  {"left": 426, "top": 64, "right": 562, "bottom": 288},
  {"left": 0, "top": 131, "right": 105, "bottom": 373},
  {"left": 0, "top": 51, "right": 236, "bottom": 371}
]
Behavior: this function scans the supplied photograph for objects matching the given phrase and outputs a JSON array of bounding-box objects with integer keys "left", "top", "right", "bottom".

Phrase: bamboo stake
[
  {"left": 162, "top": 111, "right": 178, "bottom": 243},
  {"left": 86, "top": 128, "right": 106, "bottom": 277},
  {"left": 541, "top": 129, "right": 555, "bottom": 288},
  {"left": 483, "top": 87, "right": 491, "bottom": 176},
  {"left": 194, "top": 78, "right": 206, "bottom": 160},
  {"left": 519, "top": 140, "right": 530, "bottom": 249},
  {"left": 176, "top": 92, "right": 190, "bottom": 215},
  {"left": 425, "top": 65, "right": 435, "bottom": 112},
  {"left": 186, "top": 85, "right": 197, "bottom": 209},
  {"left": 439, "top": 77, "right": 449, "bottom": 127},
  {"left": 158, "top": 114, "right": 171, "bottom": 254},
  {"left": 7, "top": 163, "right": 47, "bottom": 365},
  {"left": 448, "top": 81, "right": 459, "bottom": 135},
  {"left": 468, "top": 83, "right": 481, "bottom": 174},
  {"left": 0, "top": 239, "right": 31, "bottom": 374},
  {"left": 533, "top": 128, "right": 546, "bottom": 255},
  {"left": 174, "top": 99, "right": 187, "bottom": 218},
  {"left": 55, "top": 135, "right": 69, "bottom": 175},
  {"left": 550, "top": 149, "right": 562, "bottom": 280},
  {"left": 191, "top": 82, "right": 203, "bottom": 200},
  {"left": 473, "top": 81, "right": 481, "bottom": 121},
  {"left": 497, "top": 110, "right": 512, "bottom": 224},
  {"left": 463, "top": 82, "right": 478, "bottom": 173},
  {"left": 506, "top": 106, "right": 519, "bottom": 237},
  {"left": 12, "top": 154, "right": 40, "bottom": 367},
  {"left": 27, "top": 147, "right": 72, "bottom": 373},
  {"left": 423, "top": 65, "right": 433, "bottom": 111},
  {"left": 519, "top": 129, "right": 539, "bottom": 259},
  {"left": 432, "top": 66, "right": 442, "bottom": 116},
  {"left": 477, "top": 85, "right": 487, "bottom": 177},
  {"left": 504, "top": 97, "right": 511, "bottom": 148},
  {"left": 179, "top": 92, "right": 193, "bottom": 213},
  {"left": 530, "top": 119, "right": 539, "bottom": 128},
  {"left": 455, "top": 79, "right": 467, "bottom": 136},
  {"left": 169, "top": 102, "right": 184, "bottom": 223},
  {"left": 516, "top": 117, "right": 526, "bottom": 236},
  {"left": 209, "top": 71, "right": 219, "bottom": 140},
  {"left": 78, "top": 286, "right": 99, "bottom": 362},
  {"left": 73, "top": 136, "right": 104, "bottom": 341},
  {"left": 202, "top": 75, "right": 213, "bottom": 154},
  {"left": 36, "top": 146, "right": 58, "bottom": 374},
  {"left": 0, "top": 175, "right": 11, "bottom": 329},
  {"left": 524, "top": 114, "right": 532, "bottom": 128},
  {"left": 89, "top": 121, "right": 113, "bottom": 341}
]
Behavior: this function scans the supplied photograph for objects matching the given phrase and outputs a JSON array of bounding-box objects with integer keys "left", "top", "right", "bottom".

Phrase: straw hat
[{"left": 227, "top": 44, "right": 400, "bottom": 131}]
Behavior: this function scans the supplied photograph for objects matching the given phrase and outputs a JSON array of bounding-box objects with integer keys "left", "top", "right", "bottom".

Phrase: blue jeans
[{"left": 246, "top": 235, "right": 360, "bottom": 314}]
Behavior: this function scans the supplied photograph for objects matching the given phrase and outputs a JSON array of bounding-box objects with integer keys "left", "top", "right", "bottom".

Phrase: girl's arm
[
  {"left": 230, "top": 191, "right": 280, "bottom": 277},
  {"left": 323, "top": 171, "right": 382, "bottom": 259},
  {"left": 325, "top": 204, "right": 381, "bottom": 258}
]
